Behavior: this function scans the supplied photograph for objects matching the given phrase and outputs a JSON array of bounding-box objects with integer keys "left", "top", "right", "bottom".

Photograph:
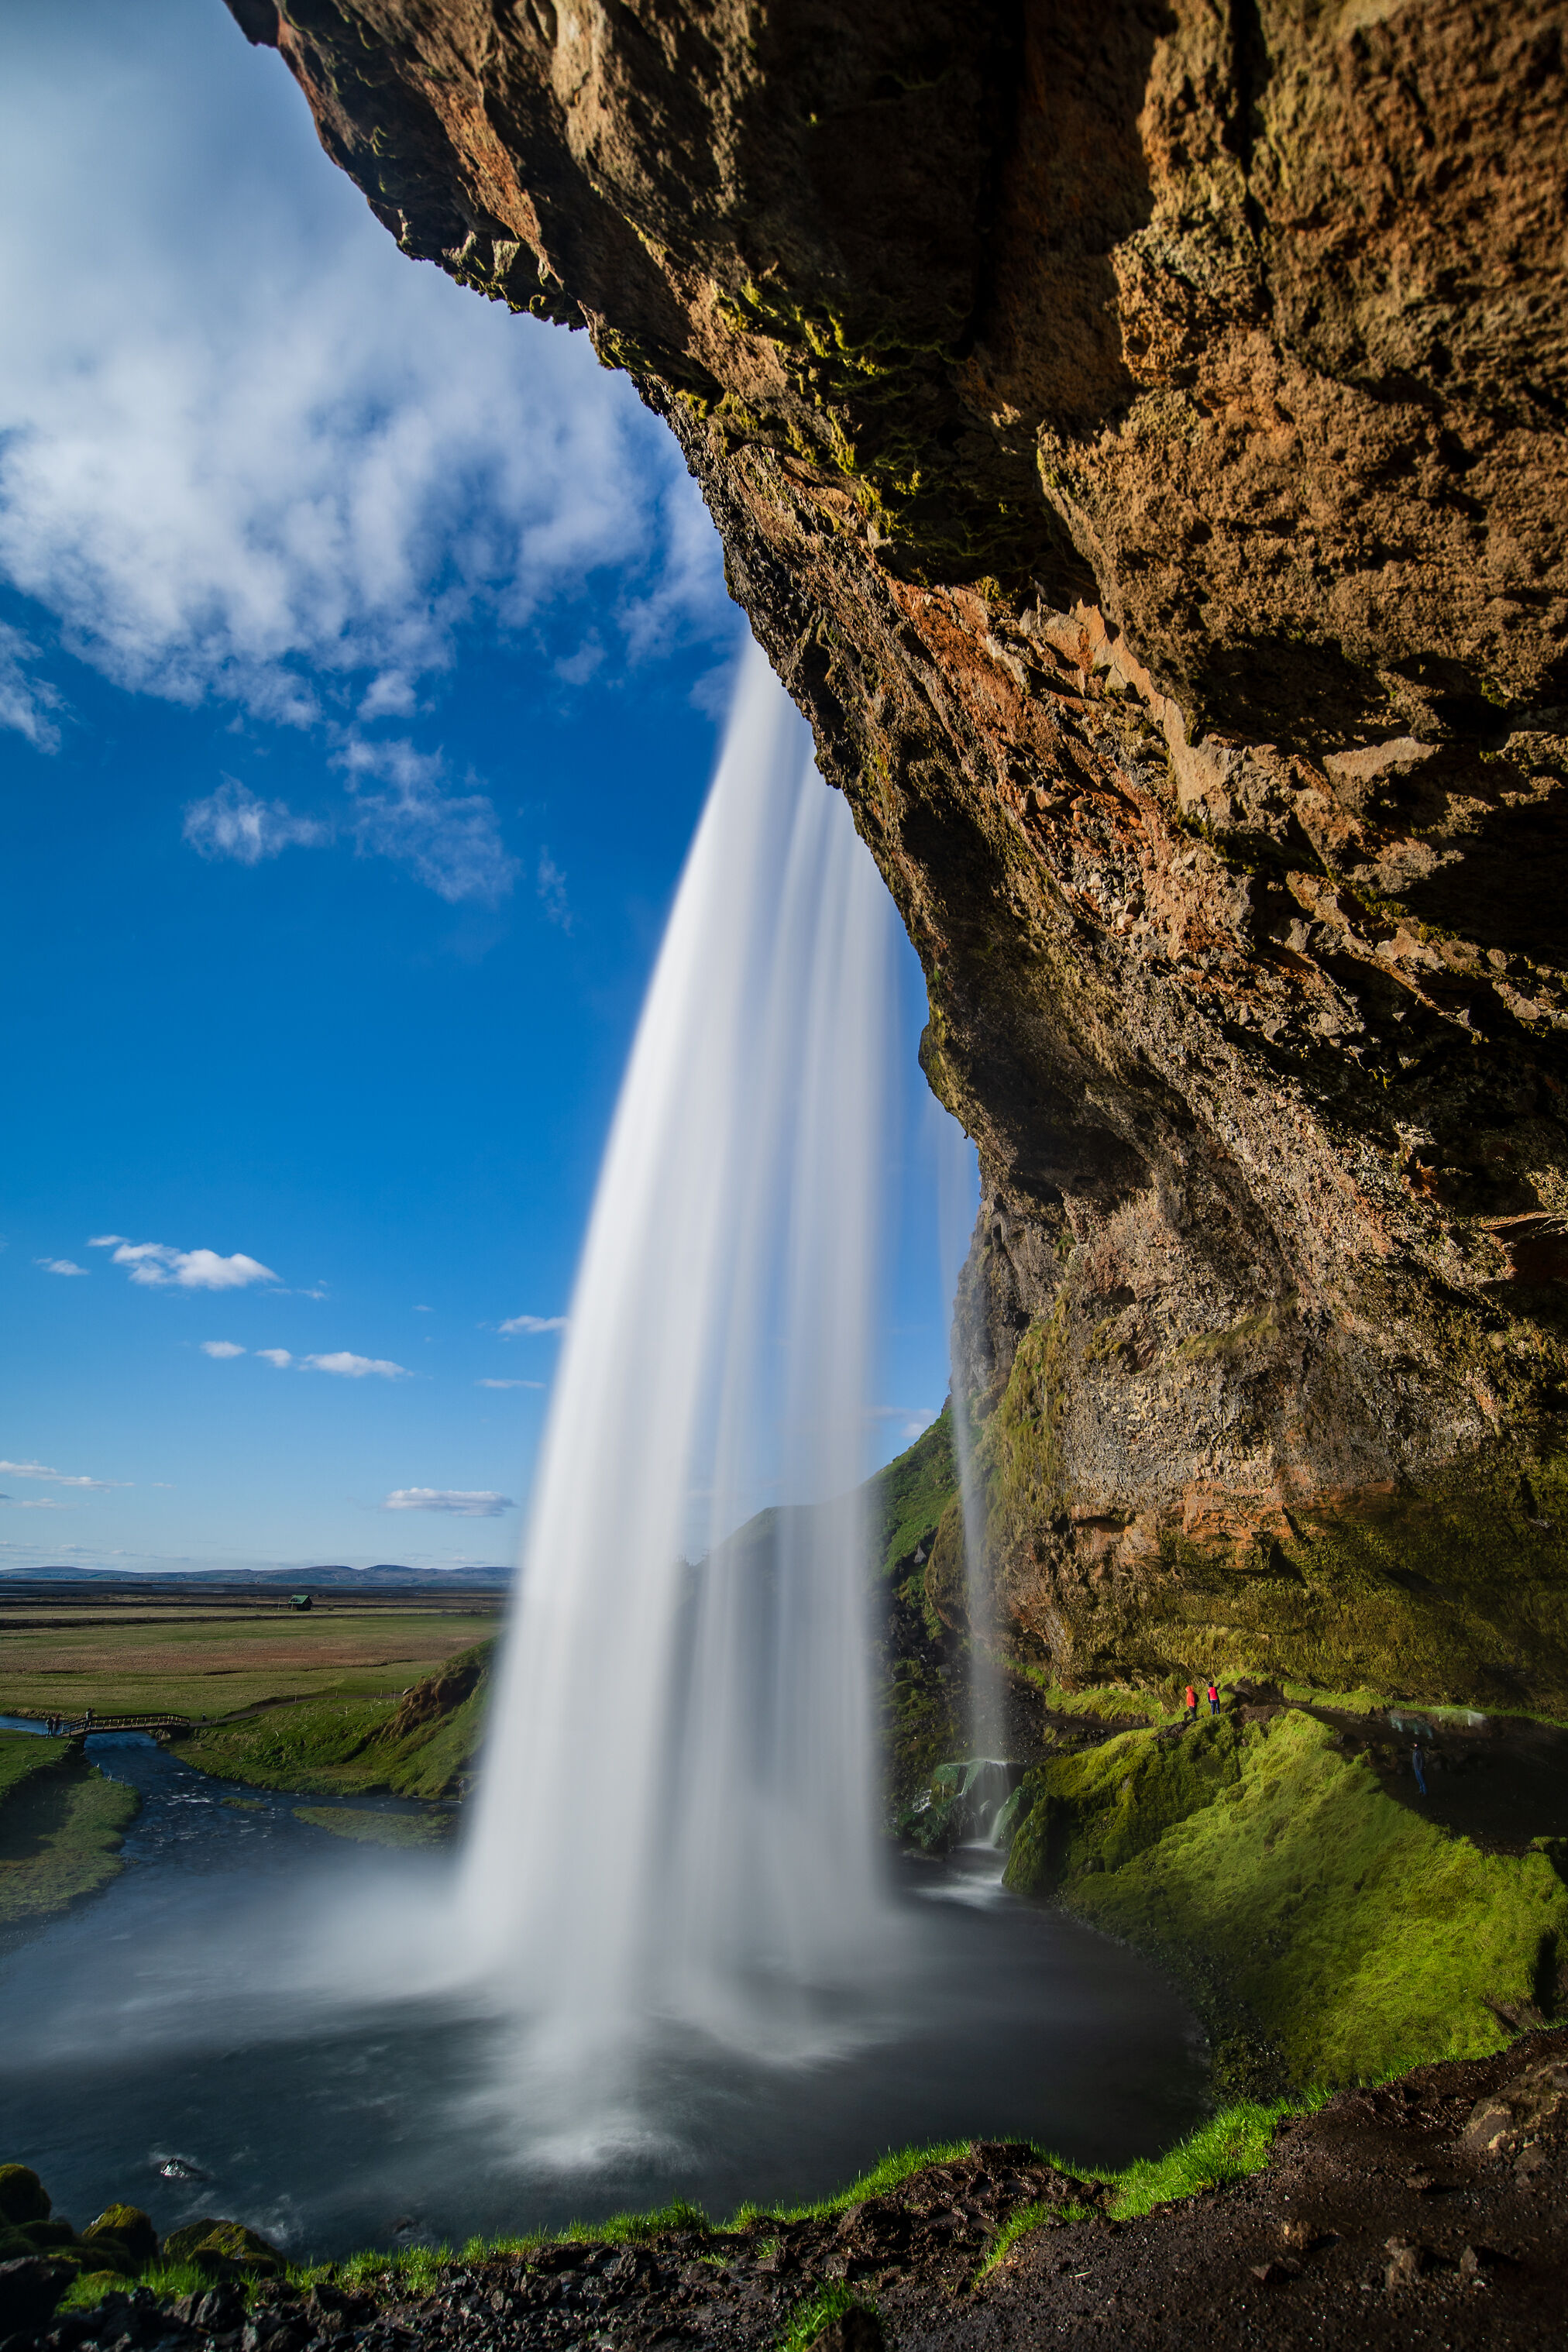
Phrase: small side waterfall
[
  {"left": 461, "top": 644, "right": 897, "bottom": 2065},
  {"left": 935, "top": 1128, "right": 1003, "bottom": 1762}
]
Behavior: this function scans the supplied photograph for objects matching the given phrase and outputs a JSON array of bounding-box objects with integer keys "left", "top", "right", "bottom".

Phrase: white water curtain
[{"left": 462, "top": 643, "right": 897, "bottom": 2060}]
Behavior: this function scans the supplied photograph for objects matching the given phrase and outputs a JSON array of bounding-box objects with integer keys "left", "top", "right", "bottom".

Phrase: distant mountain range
[{"left": 1, "top": 1563, "right": 512, "bottom": 1586}]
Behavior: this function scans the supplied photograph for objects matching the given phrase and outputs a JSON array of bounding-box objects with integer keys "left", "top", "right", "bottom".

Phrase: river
[{"left": 0, "top": 1728, "right": 1209, "bottom": 2262}]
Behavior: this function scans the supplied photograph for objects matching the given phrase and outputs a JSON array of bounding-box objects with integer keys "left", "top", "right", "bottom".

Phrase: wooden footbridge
[{"left": 23, "top": 1711, "right": 192, "bottom": 1739}]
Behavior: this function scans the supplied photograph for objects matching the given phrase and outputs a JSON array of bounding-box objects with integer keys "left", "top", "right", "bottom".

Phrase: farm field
[{"left": 0, "top": 1584, "right": 504, "bottom": 1720}]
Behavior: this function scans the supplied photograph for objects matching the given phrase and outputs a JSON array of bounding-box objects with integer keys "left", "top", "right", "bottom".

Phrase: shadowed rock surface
[{"left": 221, "top": 0, "right": 1568, "bottom": 1702}]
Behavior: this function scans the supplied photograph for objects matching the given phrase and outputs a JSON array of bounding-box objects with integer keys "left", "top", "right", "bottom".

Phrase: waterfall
[
  {"left": 461, "top": 643, "right": 897, "bottom": 2065},
  {"left": 935, "top": 1129, "right": 1002, "bottom": 1763}
]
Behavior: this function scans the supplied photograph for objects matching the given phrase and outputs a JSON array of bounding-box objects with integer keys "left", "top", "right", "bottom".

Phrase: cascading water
[
  {"left": 0, "top": 645, "right": 1212, "bottom": 2238},
  {"left": 462, "top": 642, "right": 898, "bottom": 2065},
  {"left": 934, "top": 1124, "right": 1005, "bottom": 1771}
]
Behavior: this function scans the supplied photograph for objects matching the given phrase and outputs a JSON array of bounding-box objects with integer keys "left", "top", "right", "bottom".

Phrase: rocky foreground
[{"left": 5, "top": 2029, "right": 1567, "bottom": 2352}]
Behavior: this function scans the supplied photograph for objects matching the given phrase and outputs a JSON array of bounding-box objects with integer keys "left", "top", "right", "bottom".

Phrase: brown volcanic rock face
[{"left": 227, "top": 0, "right": 1568, "bottom": 1704}]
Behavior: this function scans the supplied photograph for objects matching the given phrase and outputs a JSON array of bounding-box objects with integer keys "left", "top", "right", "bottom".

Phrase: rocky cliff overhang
[{"left": 226, "top": 0, "right": 1568, "bottom": 1704}]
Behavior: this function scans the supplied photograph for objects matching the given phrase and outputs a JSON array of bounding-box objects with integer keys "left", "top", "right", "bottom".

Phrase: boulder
[
  {"left": 0, "top": 2256, "right": 74, "bottom": 2335},
  {"left": 160, "top": 2219, "right": 285, "bottom": 2279},
  {"left": 84, "top": 2206, "right": 159, "bottom": 2268},
  {"left": 0, "top": 2168, "right": 50, "bottom": 2227}
]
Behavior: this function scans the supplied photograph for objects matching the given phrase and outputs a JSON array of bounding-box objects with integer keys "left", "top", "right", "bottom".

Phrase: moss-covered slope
[{"left": 1006, "top": 1708, "right": 1568, "bottom": 2095}]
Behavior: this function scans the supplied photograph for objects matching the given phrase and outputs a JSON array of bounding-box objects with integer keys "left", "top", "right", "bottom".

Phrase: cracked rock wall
[{"left": 227, "top": 0, "right": 1568, "bottom": 1706}]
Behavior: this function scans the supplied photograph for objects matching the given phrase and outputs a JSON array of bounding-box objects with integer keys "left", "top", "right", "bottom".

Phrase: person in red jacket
[
  {"left": 1183, "top": 1683, "right": 1197, "bottom": 1723},
  {"left": 1208, "top": 1680, "right": 1220, "bottom": 1717}
]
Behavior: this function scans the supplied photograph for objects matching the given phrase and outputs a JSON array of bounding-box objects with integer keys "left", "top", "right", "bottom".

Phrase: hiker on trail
[
  {"left": 1411, "top": 1740, "right": 1428, "bottom": 1797},
  {"left": 1208, "top": 1680, "right": 1220, "bottom": 1717},
  {"left": 1184, "top": 1683, "right": 1198, "bottom": 1723}
]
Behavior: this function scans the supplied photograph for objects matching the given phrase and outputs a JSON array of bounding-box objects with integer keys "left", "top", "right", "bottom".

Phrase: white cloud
[
  {"left": 0, "top": 621, "right": 62, "bottom": 748},
  {"left": 183, "top": 777, "right": 328, "bottom": 865},
  {"left": 498, "top": 1314, "right": 568, "bottom": 1336},
  {"left": 15, "top": 1498, "right": 69, "bottom": 1510},
  {"left": 201, "top": 1339, "right": 246, "bottom": 1359},
  {"left": 88, "top": 1234, "right": 127, "bottom": 1248},
  {"left": 303, "top": 1351, "right": 408, "bottom": 1379},
  {"left": 477, "top": 1377, "right": 544, "bottom": 1390},
  {"left": 0, "top": 1458, "right": 126, "bottom": 1491},
  {"left": 94, "top": 1237, "right": 278, "bottom": 1290},
  {"left": 383, "top": 1487, "right": 515, "bottom": 1516},
  {"left": 256, "top": 1348, "right": 293, "bottom": 1368},
  {"left": 0, "top": 5, "right": 728, "bottom": 756},
  {"left": 536, "top": 849, "right": 571, "bottom": 931},
  {"left": 337, "top": 738, "right": 518, "bottom": 906},
  {"left": 869, "top": 1405, "right": 940, "bottom": 1445},
  {"left": 36, "top": 1257, "right": 88, "bottom": 1276},
  {"left": 413, "top": 1305, "right": 433, "bottom": 1314}
]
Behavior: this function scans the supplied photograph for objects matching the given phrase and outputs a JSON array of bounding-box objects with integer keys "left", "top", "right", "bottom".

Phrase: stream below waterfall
[{"left": 0, "top": 1731, "right": 1209, "bottom": 2263}]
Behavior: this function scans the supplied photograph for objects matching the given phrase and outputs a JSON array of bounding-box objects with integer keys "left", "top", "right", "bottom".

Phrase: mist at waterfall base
[{"left": 0, "top": 651, "right": 1208, "bottom": 2254}]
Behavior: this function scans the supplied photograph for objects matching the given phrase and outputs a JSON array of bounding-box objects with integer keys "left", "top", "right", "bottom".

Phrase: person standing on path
[
  {"left": 1207, "top": 1680, "right": 1220, "bottom": 1717},
  {"left": 1184, "top": 1683, "right": 1198, "bottom": 1724},
  {"left": 1411, "top": 1740, "right": 1428, "bottom": 1796}
]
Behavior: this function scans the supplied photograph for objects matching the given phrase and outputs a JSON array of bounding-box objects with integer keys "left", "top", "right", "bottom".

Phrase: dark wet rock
[
  {"left": 0, "top": 2257, "right": 75, "bottom": 2337},
  {"left": 0, "top": 2178, "right": 50, "bottom": 2232}
]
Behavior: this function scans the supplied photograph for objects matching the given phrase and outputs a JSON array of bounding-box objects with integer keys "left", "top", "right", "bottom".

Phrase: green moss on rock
[
  {"left": 1006, "top": 1708, "right": 1568, "bottom": 2090},
  {"left": 0, "top": 2165, "right": 50, "bottom": 2226}
]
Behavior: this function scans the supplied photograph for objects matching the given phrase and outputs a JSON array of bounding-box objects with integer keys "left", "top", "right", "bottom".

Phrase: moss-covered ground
[
  {"left": 1004, "top": 1707, "right": 1568, "bottom": 2093},
  {"left": 180, "top": 1644, "right": 493, "bottom": 1799},
  {"left": 0, "top": 1732, "right": 139, "bottom": 1933}
]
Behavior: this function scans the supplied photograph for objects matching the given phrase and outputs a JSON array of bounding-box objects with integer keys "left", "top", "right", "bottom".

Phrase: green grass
[
  {"left": 0, "top": 1733, "right": 139, "bottom": 1930},
  {"left": 776, "top": 2280, "right": 868, "bottom": 2352},
  {"left": 869, "top": 1407, "right": 958, "bottom": 1580},
  {"left": 181, "top": 1643, "right": 493, "bottom": 1799},
  {"left": 292, "top": 1806, "right": 453, "bottom": 1848},
  {"left": 1006, "top": 1708, "right": 1568, "bottom": 2089},
  {"left": 1101, "top": 2094, "right": 1323, "bottom": 2219},
  {"left": 0, "top": 1608, "right": 497, "bottom": 1720}
]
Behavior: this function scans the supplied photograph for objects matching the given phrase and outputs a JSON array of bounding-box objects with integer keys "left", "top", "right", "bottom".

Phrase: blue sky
[{"left": 0, "top": 0, "right": 972, "bottom": 1573}]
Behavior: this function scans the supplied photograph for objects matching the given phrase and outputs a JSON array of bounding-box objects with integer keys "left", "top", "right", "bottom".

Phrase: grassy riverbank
[
  {"left": 178, "top": 1644, "right": 493, "bottom": 1799},
  {"left": 0, "top": 1732, "right": 139, "bottom": 1936}
]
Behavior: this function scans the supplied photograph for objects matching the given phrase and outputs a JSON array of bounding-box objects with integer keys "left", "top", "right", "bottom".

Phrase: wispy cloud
[
  {"left": 90, "top": 1236, "right": 278, "bottom": 1291},
  {"left": 0, "top": 1458, "right": 128, "bottom": 1492},
  {"left": 0, "top": 621, "right": 63, "bottom": 751},
  {"left": 536, "top": 849, "right": 571, "bottom": 931},
  {"left": 36, "top": 1257, "right": 88, "bottom": 1276},
  {"left": 498, "top": 1313, "right": 567, "bottom": 1337},
  {"left": 383, "top": 1487, "right": 514, "bottom": 1517},
  {"left": 476, "top": 1377, "right": 544, "bottom": 1390},
  {"left": 869, "top": 1405, "right": 940, "bottom": 1444},
  {"left": 303, "top": 1351, "right": 408, "bottom": 1379},
  {"left": 256, "top": 1348, "right": 293, "bottom": 1368},
  {"left": 337, "top": 738, "right": 518, "bottom": 906},
  {"left": 201, "top": 1339, "right": 246, "bottom": 1359},
  {"left": 183, "top": 777, "right": 328, "bottom": 866},
  {"left": 13, "top": 1497, "right": 69, "bottom": 1510}
]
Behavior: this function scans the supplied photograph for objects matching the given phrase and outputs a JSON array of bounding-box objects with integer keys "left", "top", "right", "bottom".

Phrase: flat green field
[{"left": 0, "top": 1595, "right": 502, "bottom": 1719}]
